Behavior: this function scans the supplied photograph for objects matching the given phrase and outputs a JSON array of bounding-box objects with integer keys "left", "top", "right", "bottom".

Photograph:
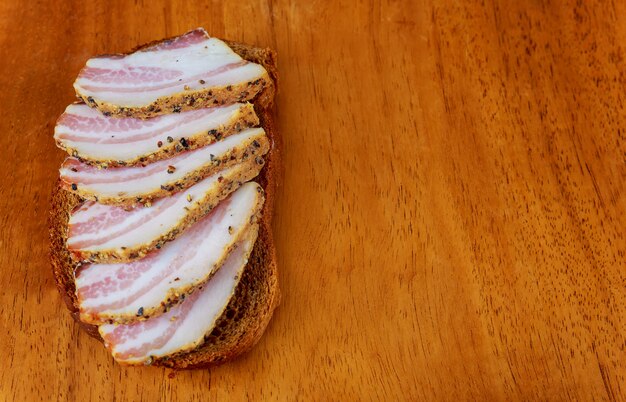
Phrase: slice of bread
[{"left": 49, "top": 37, "right": 281, "bottom": 369}]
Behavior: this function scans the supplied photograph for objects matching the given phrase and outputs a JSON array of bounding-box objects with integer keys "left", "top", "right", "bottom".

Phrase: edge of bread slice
[{"left": 49, "top": 36, "right": 281, "bottom": 369}]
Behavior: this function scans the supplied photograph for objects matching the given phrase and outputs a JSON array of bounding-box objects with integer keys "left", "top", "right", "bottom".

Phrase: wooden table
[{"left": 1, "top": 0, "right": 625, "bottom": 400}]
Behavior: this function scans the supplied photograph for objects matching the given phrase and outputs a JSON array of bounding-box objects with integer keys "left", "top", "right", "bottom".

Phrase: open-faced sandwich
[{"left": 49, "top": 28, "right": 280, "bottom": 368}]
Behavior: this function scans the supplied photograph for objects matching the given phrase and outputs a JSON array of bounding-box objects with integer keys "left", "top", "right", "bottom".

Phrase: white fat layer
[
  {"left": 67, "top": 160, "right": 258, "bottom": 251},
  {"left": 54, "top": 103, "right": 249, "bottom": 161},
  {"left": 99, "top": 231, "right": 256, "bottom": 363},
  {"left": 74, "top": 38, "right": 267, "bottom": 107},
  {"left": 75, "top": 183, "right": 261, "bottom": 318},
  {"left": 59, "top": 127, "right": 265, "bottom": 198},
  {"left": 70, "top": 202, "right": 113, "bottom": 224}
]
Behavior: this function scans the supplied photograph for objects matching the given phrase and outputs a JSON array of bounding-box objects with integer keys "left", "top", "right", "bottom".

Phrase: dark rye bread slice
[
  {"left": 49, "top": 39, "right": 280, "bottom": 369},
  {"left": 76, "top": 32, "right": 273, "bottom": 119}
]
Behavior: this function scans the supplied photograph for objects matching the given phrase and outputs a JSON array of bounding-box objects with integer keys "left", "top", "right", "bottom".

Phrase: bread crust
[{"left": 49, "top": 37, "right": 281, "bottom": 369}]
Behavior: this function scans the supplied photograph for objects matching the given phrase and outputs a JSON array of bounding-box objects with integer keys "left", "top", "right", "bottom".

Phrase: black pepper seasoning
[{"left": 71, "top": 183, "right": 77, "bottom": 190}]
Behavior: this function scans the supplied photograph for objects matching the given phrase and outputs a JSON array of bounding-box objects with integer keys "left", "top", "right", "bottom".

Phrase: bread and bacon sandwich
[{"left": 49, "top": 28, "right": 280, "bottom": 368}]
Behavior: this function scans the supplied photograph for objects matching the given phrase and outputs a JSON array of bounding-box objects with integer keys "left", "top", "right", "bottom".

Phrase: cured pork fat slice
[
  {"left": 99, "top": 232, "right": 257, "bottom": 365},
  {"left": 60, "top": 127, "right": 269, "bottom": 205},
  {"left": 54, "top": 103, "right": 258, "bottom": 167},
  {"left": 75, "top": 182, "right": 264, "bottom": 325},
  {"left": 73, "top": 28, "right": 271, "bottom": 117},
  {"left": 67, "top": 159, "right": 263, "bottom": 263}
]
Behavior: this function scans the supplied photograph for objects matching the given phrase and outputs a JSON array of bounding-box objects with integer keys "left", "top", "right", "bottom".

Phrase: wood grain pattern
[{"left": 1, "top": 0, "right": 625, "bottom": 400}]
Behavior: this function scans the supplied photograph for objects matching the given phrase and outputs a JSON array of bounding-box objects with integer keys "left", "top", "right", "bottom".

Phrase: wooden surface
[{"left": 1, "top": 0, "right": 625, "bottom": 400}]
